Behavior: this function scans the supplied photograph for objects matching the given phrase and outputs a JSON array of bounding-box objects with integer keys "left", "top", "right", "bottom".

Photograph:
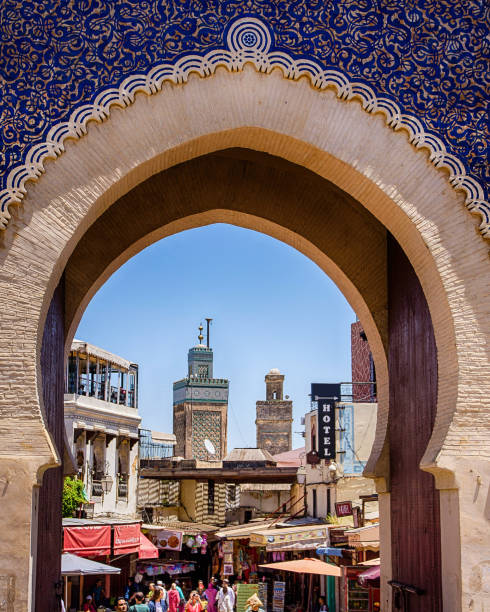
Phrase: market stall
[
  {"left": 61, "top": 552, "right": 121, "bottom": 610},
  {"left": 259, "top": 559, "right": 341, "bottom": 612}
]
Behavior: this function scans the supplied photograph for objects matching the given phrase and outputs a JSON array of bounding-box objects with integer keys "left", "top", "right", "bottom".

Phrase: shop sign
[
  {"left": 222, "top": 541, "right": 233, "bottom": 554},
  {"left": 335, "top": 501, "right": 353, "bottom": 517},
  {"left": 156, "top": 529, "right": 183, "bottom": 551},
  {"left": 272, "top": 581, "right": 285, "bottom": 612},
  {"left": 63, "top": 525, "right": 111, "bottom": 557},
  {"left": 114, "top": 523, "right": 140, "bottom": 554},
  {"left": 237, "top": 584, "right": 259, "bottom": 612},
  {"left": 258, "top": 583, "right": 268, "bottom": 612}
]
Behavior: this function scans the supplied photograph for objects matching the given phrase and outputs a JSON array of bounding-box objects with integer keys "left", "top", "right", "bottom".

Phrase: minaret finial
[
  {"left": 205, "top": 318, "right": 213, "bottom": 348},
  {"left": 198, "top": 323, "right": 204, "bottom": 344}
]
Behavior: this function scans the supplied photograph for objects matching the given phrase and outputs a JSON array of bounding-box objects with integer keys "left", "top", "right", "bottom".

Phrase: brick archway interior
[{"left": 36, "top": 149, "right": 441, "bottom": 610}]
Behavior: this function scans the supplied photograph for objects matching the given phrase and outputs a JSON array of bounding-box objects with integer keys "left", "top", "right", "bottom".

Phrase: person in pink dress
[
  {"left": 204, "top": 583, "right": 217, "bottom": 612},
  {"left": 168, "top": 583, "right": 181, "bottom": 612}
]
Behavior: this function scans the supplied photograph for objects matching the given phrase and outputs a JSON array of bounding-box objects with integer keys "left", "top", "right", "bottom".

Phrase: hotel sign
[
  {"left": 311, "top": 383, "right": 339, "bottom": 460},
  {"left": 318, "top": 399, "right": 336, "bottom": 460},
  {"left": 335, "top": 501, "right": 353, "bottom": 517}
]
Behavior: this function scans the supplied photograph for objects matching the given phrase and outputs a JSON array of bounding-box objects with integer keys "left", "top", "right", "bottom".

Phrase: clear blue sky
[{"left": 76, "top": 224, "right": 356, "bottom": 450}]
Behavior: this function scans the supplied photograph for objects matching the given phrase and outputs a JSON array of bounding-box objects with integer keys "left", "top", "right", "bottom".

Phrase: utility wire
[{"left": 228, "top": 399, "right": 248, "bottom": 447}]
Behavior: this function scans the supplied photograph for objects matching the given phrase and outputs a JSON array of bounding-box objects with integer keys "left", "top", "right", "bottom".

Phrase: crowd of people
[{"left": 80, "top": 577, "right": 266, "bottom": 612}]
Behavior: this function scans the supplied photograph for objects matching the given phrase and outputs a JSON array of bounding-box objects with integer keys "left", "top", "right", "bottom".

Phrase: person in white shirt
[{"left": 216, "top": 580, "right": 235, "bottom": 612}]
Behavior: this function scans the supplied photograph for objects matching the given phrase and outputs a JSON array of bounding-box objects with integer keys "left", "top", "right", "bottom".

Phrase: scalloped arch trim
[{"left": 1, "top": 17, "right": 488, "bottom": 238}]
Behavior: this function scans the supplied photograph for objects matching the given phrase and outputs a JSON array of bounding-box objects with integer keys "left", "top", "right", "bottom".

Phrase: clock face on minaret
[{"left": 172, "top": 324, "right": 229, "bottom": 461}]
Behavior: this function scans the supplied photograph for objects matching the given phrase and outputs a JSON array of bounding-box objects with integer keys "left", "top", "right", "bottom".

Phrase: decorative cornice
[{"left": 0, "top": 17, "right": 488, "bottom": 238}]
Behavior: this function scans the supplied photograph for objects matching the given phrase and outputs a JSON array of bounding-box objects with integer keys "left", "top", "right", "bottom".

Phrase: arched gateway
[{"left": 0, "top": 5, "right": 488, "bottom": 611}]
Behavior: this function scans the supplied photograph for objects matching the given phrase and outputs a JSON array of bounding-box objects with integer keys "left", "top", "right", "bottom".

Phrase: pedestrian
[
  {"left": 314, "top": 596, "right": 328, "bottom": 612},
  {"left": 168, "top": 583, "right": 181, "bottom": 612},
  {"left": 129, "top": 591, "right": 150, "bottom": 612},
  {"left": 115, "top": 597, "right": 129, "bottom": 611},
  {"left": 196, "top": 581, "right": 207, "bottom": 611},
  {"left": 82, "top": 595, "right": 97, "bottom": 612},
  {"left": 216, "top": 580, "right": 235, "bottom": 612},
  {"left": 147, "top": 583, "right": 156, "bottom": 601},
  {"left": 92, "top": 578, "right": 106, "bottom": 607},
  {"left": 125, "top": 579, "right": 137, "bottom": 602},
  {"left": 175, "top": 580, "right": 185, "bottom": 612},
  {"left": 148, "top": 586, "right": 168, "bottom": 612},
  {"left": 185, "top": 591, "right": 202, "bottom": 612},
  {"left": 204, "top": 582, "right": 217, "bottom": 612},
  {"left": 245, "top": 594, "right": 264, "bottom": 612}
]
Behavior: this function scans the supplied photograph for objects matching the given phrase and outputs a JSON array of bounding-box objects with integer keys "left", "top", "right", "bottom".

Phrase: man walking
[
  {"left": 130, "top": 592, "right": 150, "bottom": 612},
  {"left": 216, "top": 580, "right": 235, "bottom": 612}
]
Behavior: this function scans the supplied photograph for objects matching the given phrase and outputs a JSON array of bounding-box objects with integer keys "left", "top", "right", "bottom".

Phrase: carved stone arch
[{"left": 0, "top": 67, "right": 488, "bottom": 612}]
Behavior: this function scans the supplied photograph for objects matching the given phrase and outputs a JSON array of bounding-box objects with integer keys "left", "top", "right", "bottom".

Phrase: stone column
[{"left": 0, "top": 457, "right": 53, "bottom": 611}]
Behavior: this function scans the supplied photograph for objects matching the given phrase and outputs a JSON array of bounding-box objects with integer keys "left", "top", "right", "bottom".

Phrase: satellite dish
[{"left": 204, "top": 439, "right": 216, "bottom": 455}]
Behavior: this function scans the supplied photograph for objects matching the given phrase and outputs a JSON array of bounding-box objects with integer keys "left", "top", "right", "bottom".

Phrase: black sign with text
[{"left": 311, "top": 384, "right": 339, "bottom": 460}]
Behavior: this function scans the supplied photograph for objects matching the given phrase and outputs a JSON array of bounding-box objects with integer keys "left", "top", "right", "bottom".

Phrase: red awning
[
  {"left": 114, "top": 524, "right": 141, "bottom": 555},
  {"left": 139, "top": 532, "right": 159, "bottom": 559},
  {"left": 64, "top": 525, "right": 111, "bottom": 557},
  {"left": 357, "top": 565, "right": 380, "bottom": 587}
]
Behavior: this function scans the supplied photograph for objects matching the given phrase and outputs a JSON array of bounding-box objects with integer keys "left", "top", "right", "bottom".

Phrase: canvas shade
[
  {"left": 357, "top": 565, "right": 380, "bottom": 587},
  {"left": 61, "top": 553, "right": 121, "bottom": 576},
  {"left": 259, "top": 558, "right": 342, "bottom": 576},
  {"left": 139, "top": 532, "right": 159, "bottom": 559}
]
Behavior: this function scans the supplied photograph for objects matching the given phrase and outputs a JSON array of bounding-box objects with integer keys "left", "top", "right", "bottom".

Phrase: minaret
[
  {"left": 256, "top": 369, "right": 293, "bottom": 455},
  {"left": 173, "top": 322, "right": 229, "bottom": 460}
]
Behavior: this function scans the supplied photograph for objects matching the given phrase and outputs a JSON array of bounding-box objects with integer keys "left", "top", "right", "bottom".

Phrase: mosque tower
[
  {"left": 255, "top": 368, "right": 293, "bottom": 455},
  {"left": 172, "top": 321, "right": 229, "bottom": 460}
]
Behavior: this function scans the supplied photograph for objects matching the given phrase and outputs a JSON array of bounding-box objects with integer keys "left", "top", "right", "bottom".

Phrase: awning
[
  {"left": 317, "top": 547, "right": 343, "bottom": 557},
  {"left": 259, "top": 558, "right": 342, "bottom": 577},
  {"left": 139, "top": 532, "right": 159, "bottom": 559},
  {"left": 357, "top": 565, "right": 380, "bottom": 587},
  {"left": 61, "top": 553, "right": 121, "bottom": 576},
  {"left": 249, "top": 525, "right": 329, "bottom": 551},
  {"left": 345, "top": 524, "right": 379, "bottom": 551},
  {"left": 64, "top": 525, "right": 111, "bottom": 557},
  {"left": 359, "top": 557, "right": 380, "bottom": 566},
  {"left": 114, "top": 523, "right": 141, "bottom": 555},
  {"left": 215, "top": 520, "right": 274, "bottom": 540}
]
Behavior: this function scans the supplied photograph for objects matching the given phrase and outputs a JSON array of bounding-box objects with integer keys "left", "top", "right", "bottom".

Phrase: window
[
  {"left": 327, "top": 488, "right": 331, "bottom": 516},
  {"left": 311, "top": 424, "right": 317, "bottom": 452},
  {"left": 312, "top": 488, "right": 317, "bottom": 518},
  {"left": 208, "top": 480, "right": 215, "bottom": 515}
]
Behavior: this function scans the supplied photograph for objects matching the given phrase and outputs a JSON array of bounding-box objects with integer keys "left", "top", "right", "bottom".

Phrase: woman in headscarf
[
  {"left": 168, "top": 583, "right": 181, "bottom": 612},
  {"left": 204, "top": 582, "right": 217, "bottom": 612}
]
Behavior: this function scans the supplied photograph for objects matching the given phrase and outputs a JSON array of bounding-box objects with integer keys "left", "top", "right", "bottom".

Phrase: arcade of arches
[{"left": 0, "top": 58, "right": 488, "bottom": 612}]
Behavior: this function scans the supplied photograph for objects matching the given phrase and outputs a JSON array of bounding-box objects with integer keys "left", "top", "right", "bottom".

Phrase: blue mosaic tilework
[{"left": 0, "top": 1, "right": 488, "bottom": 216}]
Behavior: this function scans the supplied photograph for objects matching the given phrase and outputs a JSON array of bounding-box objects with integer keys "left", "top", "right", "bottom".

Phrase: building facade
[
  {"left": 256, "top": 369, "right": 293, "bottom": 456},
  {"left": 304, "top": 401, "right": 378, "bottom": 521},
  {"left": 64, "top": 340, "right": 141, "bottom": 518},
  {"left": 173, "top": 332, "right": 229, "bottom": 460}
]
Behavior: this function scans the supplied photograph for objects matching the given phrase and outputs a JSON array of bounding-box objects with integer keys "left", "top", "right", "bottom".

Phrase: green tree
[{"left": 62, "top": 476, "right": 87, "bottom": 518}]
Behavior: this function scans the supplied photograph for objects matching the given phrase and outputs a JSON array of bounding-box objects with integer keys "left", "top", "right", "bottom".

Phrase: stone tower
[
  {"left": 256, "top": 369, "right": 293, "bottom": 455},
  {"left": 173, "top": 325, "right": 229, "bottom": 461}
]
